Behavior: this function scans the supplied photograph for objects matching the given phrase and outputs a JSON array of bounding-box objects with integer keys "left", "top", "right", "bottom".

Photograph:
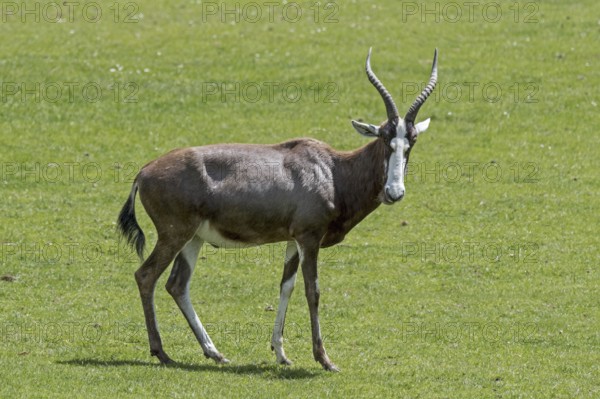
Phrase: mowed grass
[{"left": 1, "top": 0, "right": 599, "bottom": 397}]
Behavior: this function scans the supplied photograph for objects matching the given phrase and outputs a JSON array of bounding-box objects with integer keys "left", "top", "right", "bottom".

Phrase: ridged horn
[
  {"left": 405, "top": 48, "right": 438, "bottom": 124},
  {"left": 366, "top": 48, "right": 399, "bottom": 122}
]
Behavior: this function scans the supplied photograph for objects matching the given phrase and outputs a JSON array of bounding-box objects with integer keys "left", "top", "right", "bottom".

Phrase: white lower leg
[
  {"left": 173, "top": 238, "right": 227, "bottom": 362},
  {"left": 177, "top": 294, "right": 225, "bottom": 361},
  {"left": 271, "top": 272, "right": 297, "bottom": 364},
  {"left": 182, "top": 301, "right": 217, "bottom": 355}
]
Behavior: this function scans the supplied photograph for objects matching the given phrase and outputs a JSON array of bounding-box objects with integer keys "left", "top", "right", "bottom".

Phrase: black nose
[{"left": 385, "top": 188, "right": 404, "bottom": 203}]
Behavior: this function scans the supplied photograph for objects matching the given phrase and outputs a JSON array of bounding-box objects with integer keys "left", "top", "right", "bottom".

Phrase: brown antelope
[{"left": 117, "top": 48, "right": 438, "bottom": 372}]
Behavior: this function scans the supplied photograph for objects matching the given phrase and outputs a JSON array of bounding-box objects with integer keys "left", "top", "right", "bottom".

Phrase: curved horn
[
  {"left": 405, "top": 48, "right": 438, "bottom": 124},
  {"left": 366, "top": 47, "right": 399, "bottom": 122}
]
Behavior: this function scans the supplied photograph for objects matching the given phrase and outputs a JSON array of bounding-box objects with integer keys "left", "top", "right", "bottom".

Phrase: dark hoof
[
  {"left": 204, "top": 352, "right": 230, "bottom": 364},
  {"left": 323, "top": 362, "right": 340, "bottom": 372},
  {"left": 278, "top": 358, "right": 293, "bottom": 366},
  {"left": 315, "top": 350, "right": 339, "bottom": 372},
  {"left": 215, "top": 356, "right": 230, "bottom": 365},
  {"left": 151, "top": 350, "right": 174, "bottom": 365}
]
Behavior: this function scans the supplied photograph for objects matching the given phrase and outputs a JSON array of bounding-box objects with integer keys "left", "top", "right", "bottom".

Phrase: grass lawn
[{"left": 1, "top": 0, "right": 599, "bottom": 397}]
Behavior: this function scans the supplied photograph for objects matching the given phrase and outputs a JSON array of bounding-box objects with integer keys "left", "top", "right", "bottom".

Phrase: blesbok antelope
[{"left": 117, "top": 48, "right": 438, "bottom": 372}]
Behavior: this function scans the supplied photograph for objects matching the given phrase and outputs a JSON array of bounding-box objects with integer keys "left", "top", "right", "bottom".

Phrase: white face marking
[{"left": 384, "top": 121, "right": 410, "bottom": 203}]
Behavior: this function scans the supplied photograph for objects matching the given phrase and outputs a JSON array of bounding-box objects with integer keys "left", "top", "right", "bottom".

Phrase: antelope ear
[
  {"left": 414, "top": 118, "right": 431, "bottom": 135},
  {"left": 351, "top": 120, "right": 380, "bottom": 137}
]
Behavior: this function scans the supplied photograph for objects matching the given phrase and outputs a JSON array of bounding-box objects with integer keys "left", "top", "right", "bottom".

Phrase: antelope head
[{"left": 352, "top": 48, "right": 438, "bottom": 204}]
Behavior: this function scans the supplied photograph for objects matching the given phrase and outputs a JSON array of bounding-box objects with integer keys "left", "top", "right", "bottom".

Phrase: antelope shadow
[{"left": 57, "top": 358, "right": 321, "bottom": 379}]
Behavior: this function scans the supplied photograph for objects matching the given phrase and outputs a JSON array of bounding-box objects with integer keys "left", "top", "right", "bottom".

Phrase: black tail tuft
[{"left": 117, "top": 181, "right": 145, "bottom": 260}]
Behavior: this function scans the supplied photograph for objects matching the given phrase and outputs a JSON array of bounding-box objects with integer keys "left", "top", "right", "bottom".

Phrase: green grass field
[{"left": 1, "top": 0, "right": 599, "bottom": 397}]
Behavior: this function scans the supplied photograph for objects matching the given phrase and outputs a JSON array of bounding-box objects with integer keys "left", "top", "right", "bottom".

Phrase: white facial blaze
[
  {"left": 352, "top": 116, "right": 431, "bottom": 204},
  {"left": 385, "top": 137, "right": 408, "bottom": 201}
]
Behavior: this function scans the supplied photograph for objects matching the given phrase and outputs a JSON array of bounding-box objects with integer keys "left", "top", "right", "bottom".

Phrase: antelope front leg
[
  {"left": 297, "top": 238, "right": 339, "bottom": 372},
  {"left": 271, "top": 241, "right": 299, "bottom": 365}
]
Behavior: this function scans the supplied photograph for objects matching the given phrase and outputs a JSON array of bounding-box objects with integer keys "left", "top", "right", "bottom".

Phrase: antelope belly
[{"left": 195, "top": 221, "right": 257, "bottom": 248}]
